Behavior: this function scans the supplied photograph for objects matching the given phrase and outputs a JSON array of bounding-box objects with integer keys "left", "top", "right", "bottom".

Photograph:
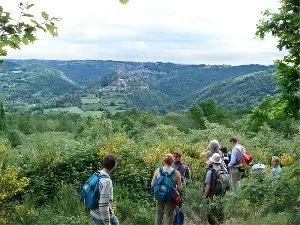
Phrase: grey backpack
[{"left": 210, "top": 169, "right": 230, "bottom": 195}]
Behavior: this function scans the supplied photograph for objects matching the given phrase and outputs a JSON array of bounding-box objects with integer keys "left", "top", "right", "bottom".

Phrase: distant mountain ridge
[
  {"left": 185, "top": 70, "right": 276, "bottom": 109},
  {"left": 0, "top": 63, "right": 78, "bottom": 103},
  {"left": 2, "top": 60, "right": 276, "bottom": 113}
]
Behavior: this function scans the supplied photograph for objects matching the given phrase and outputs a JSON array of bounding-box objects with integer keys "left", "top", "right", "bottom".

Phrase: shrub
[
  {"left": 223, "top": 162, "right": 300, "bottom": 222},
  {"left": 7, "top": 130, "right": 22, "bottom": 148}
]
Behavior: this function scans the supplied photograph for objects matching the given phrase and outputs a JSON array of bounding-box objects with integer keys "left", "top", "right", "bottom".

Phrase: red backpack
[{"left": 237, "top": 147, "right": 253, "bottom": 164}]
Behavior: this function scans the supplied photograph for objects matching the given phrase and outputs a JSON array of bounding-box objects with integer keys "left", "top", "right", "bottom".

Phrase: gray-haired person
[{"left": 202, "top": 140, "right": 227, "bottom": 172}]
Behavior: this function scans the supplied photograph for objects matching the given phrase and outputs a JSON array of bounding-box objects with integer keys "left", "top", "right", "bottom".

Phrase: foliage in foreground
[{"left": 0, "top": 109, "right": 299, "bottom": 224}]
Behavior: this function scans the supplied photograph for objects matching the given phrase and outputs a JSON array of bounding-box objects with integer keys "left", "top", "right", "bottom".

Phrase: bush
[
  {"left": 11, "top": 185, "right": 91, "bottom": 225},
  {"left": 7, "top": 130, "right": 22, "bottom": 148},
  {"left": 223, "top": 162, "right": 300, "bottom": 222}
]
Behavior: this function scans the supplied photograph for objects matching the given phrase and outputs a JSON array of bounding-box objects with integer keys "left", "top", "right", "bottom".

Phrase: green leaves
[
  {"left": 119, "top": 0, "right": 129, "bottom": 4},
  {"left": 256, "top": 0, "right": 300, "bottom": 119},
  {"left": 0, "top": 3, "right": 61, "bottom": 58},
  {"left": 45, "top": 23, "right": 58, "bottom": 37},
  {"left": 25, "top": 4, "right": 35, "bottom": 10},
  {"left": 23, "top": 13, "right": 34, "bottom": 18},
  {"left": 41, "top": 11, "right": 49, "bottom": 20}
]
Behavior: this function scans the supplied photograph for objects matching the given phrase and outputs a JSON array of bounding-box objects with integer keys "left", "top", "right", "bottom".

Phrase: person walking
[
  {"left": 172, "top": 150, "right": 191, "bottom": 184},
  {"left": 227, "top": 137, "right": 245, "bottom": 191},
  {"left": 151, "top": 153, "right": 183, "bottom": 225},
  {"left": 90, "top": 155, "right": 119, "bottom": 225},
  {"left": 204, "top": 153, "right": 229, "bottom": 225}
]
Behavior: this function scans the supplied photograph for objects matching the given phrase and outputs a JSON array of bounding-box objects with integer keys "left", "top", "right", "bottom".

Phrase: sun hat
[{"left": 209, "top": 153, "right": 222, "bottom": 164}]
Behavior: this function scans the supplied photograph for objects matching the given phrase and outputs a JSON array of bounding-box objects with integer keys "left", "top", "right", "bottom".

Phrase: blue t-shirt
[
  {"left": 271, "top": 165, "right": 282, "bottom": 175},
  {"left": 228, "top": 144, "right": 244, "bottom": 168}
]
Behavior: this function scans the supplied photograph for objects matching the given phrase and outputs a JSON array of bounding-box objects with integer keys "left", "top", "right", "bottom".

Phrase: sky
[{"left": 1, "top": 0, "right": 286, "bottom": 65}]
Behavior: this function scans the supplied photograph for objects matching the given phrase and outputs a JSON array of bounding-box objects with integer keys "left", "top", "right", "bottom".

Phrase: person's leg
[
  {"left": 230, "top": 168, "right": 241, "bottom": 191},
  {"left": 155, "top": 201, "right": 165, "bottom": 225},
  {"left": 110, "top": 214, "right": 119, "bottom": 225},
  {"left": 164, "top": 202, "right": 175, "bottom": 225}
]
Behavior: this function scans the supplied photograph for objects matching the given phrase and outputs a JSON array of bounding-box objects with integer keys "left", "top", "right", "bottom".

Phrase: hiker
[
  {"left": 251, "top": 163, "right": 266, "bottom": 173},
  {"left": 202, "top": 140, "right": 222, "bottom": 161},
  {"left": 228, "top": 137, "right": 246, "bottom": 191},
  {"left": 172, "top": 150, "right": 189, "bottom": 225},
  {"left": 202, "top": 140, "right": 227, "bottom": 172},
  {"left": 172, "top": 150, "right": 191, "bottom": 184},
  {"left": 204, "top": 153, "right": 229, "bottom": 225},
  {"left": 220, "top": 146, "right": 231, "bottom": 171},
  {"left": 270, "top": 156, "right": 282, "bottom": 176},
  {"left": 151, "top": 153, "right": 183, "bottom": 225},
  {"left": 90, "top": 155, "right": 119, "bottom": 225}
]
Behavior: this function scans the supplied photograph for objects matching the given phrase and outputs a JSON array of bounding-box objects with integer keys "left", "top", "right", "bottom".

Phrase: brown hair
[
  {"left": 103, "top": 154, "right": 117, "bottom": 170},
  {"left": 164, "top": 153, "right": 174, "bottom": 165},
  {"left": 172, "top": 149, "right": 182, "bottom": 157},
  {"left": 229, "top": 137, "right": 238, "bottom": 143}
]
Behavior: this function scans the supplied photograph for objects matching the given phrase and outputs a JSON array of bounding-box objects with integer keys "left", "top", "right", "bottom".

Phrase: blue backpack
[
  {"left": 154, "top": 167, "right": 176, "bottom": 202},
  {"left": 81, "top": 172, "right": 109, "bottom": 210}
]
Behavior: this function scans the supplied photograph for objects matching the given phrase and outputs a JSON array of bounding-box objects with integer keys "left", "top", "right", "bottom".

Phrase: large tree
[{"left": 256, "top": 0, "right": 300, "bottom": 119}]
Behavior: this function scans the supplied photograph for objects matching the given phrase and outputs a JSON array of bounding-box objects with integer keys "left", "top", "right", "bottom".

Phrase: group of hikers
[{"left": 81, "top": 137, "right": 283, "bottom": 225}]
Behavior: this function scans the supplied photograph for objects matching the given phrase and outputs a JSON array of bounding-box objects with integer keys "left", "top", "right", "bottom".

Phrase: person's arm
[
  {"left": 176, "top": 171, "right": 183, "bottom": 191},
  {"left": 99, "top": 179, "right": 111, "bottom": 225},
  {"left": 228, "top": 149, "right": 237, "bottom": 168},
  {"left": 204, "top": 184, "right": 211, "bottom": 198},
  {"left": 203, "top": 170, "right": 212, "bottom": 198},
  {"left": 151, "top": 169, "right": 158, "bottom": 187}
]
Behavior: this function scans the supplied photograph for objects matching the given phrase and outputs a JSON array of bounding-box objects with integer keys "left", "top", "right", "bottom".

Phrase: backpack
[
  {"left": 154, "top": 167, "right": 176, "bottom": 202},
  {"left": 210, "top": 169, "right": 230, "bottom": 196},
  {"left": 237, "top": 147, "right": 253, "bottom": 165},
  {"left": 176, "top": 162, "right": 191, "bottom": 179},
  {"left": 81, "top": 172, "right": 109, "bottom": 210},
  {"left": 222, "top": 152, "right": 231, "bottom": 166},
  {"left": 173, "top": 207, "right": 184, "bottom": 225}
]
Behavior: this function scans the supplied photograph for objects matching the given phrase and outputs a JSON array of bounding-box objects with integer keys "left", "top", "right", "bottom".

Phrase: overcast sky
[{"left": 1, "top": 0, "right": 285, "bottom": 65}]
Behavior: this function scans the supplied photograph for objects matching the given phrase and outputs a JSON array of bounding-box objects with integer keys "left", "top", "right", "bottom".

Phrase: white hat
[
  {"left": 209, "top": 153, "right": 222, "bottom": 164},
  {"left": 251, "top": 163, "right": 266, "bottom": 173}
]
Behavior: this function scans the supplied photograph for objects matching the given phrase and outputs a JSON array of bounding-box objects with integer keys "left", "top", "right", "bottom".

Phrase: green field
[
  {"left": 80, "top": 97, "right": 99, "bottom": 104},
  {"left": 44, "top": 107, "right": 103, "bottom": 117},
  {"left": 44, "top": 107, "right": 84, "bottom": 114}
]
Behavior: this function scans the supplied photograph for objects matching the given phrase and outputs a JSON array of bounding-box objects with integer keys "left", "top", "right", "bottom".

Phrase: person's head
[
  {"left": 271, "top": 156, "right": 280, "bottom": 168},
  {"left": 229, "top": 137, "right": 238, "bottom": 147},
  {"left": 209, "top": 153, "right": 222, "bottom": 165},
  {"left": 164, "top": 153, "right": 174, "bottom": 166},
  {"left": 251, "top": 163, "right": 266, "bottom": 173},
  {"left": 102, "top": 154, "right": 118, "bottom": 173},
  {"left": 207, "top": 140, "right": 220, "bottom": 153},
  {"left": 220, "top": 146, "right": 228, "bottom": 153},
  {"left": 172, "top": 150, "right": 182, "bottom": 162}
]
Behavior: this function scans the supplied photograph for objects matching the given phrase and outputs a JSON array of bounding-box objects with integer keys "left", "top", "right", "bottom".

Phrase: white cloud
[{"left": 0, "top": 0, "right": 285, "bottom": 65}]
